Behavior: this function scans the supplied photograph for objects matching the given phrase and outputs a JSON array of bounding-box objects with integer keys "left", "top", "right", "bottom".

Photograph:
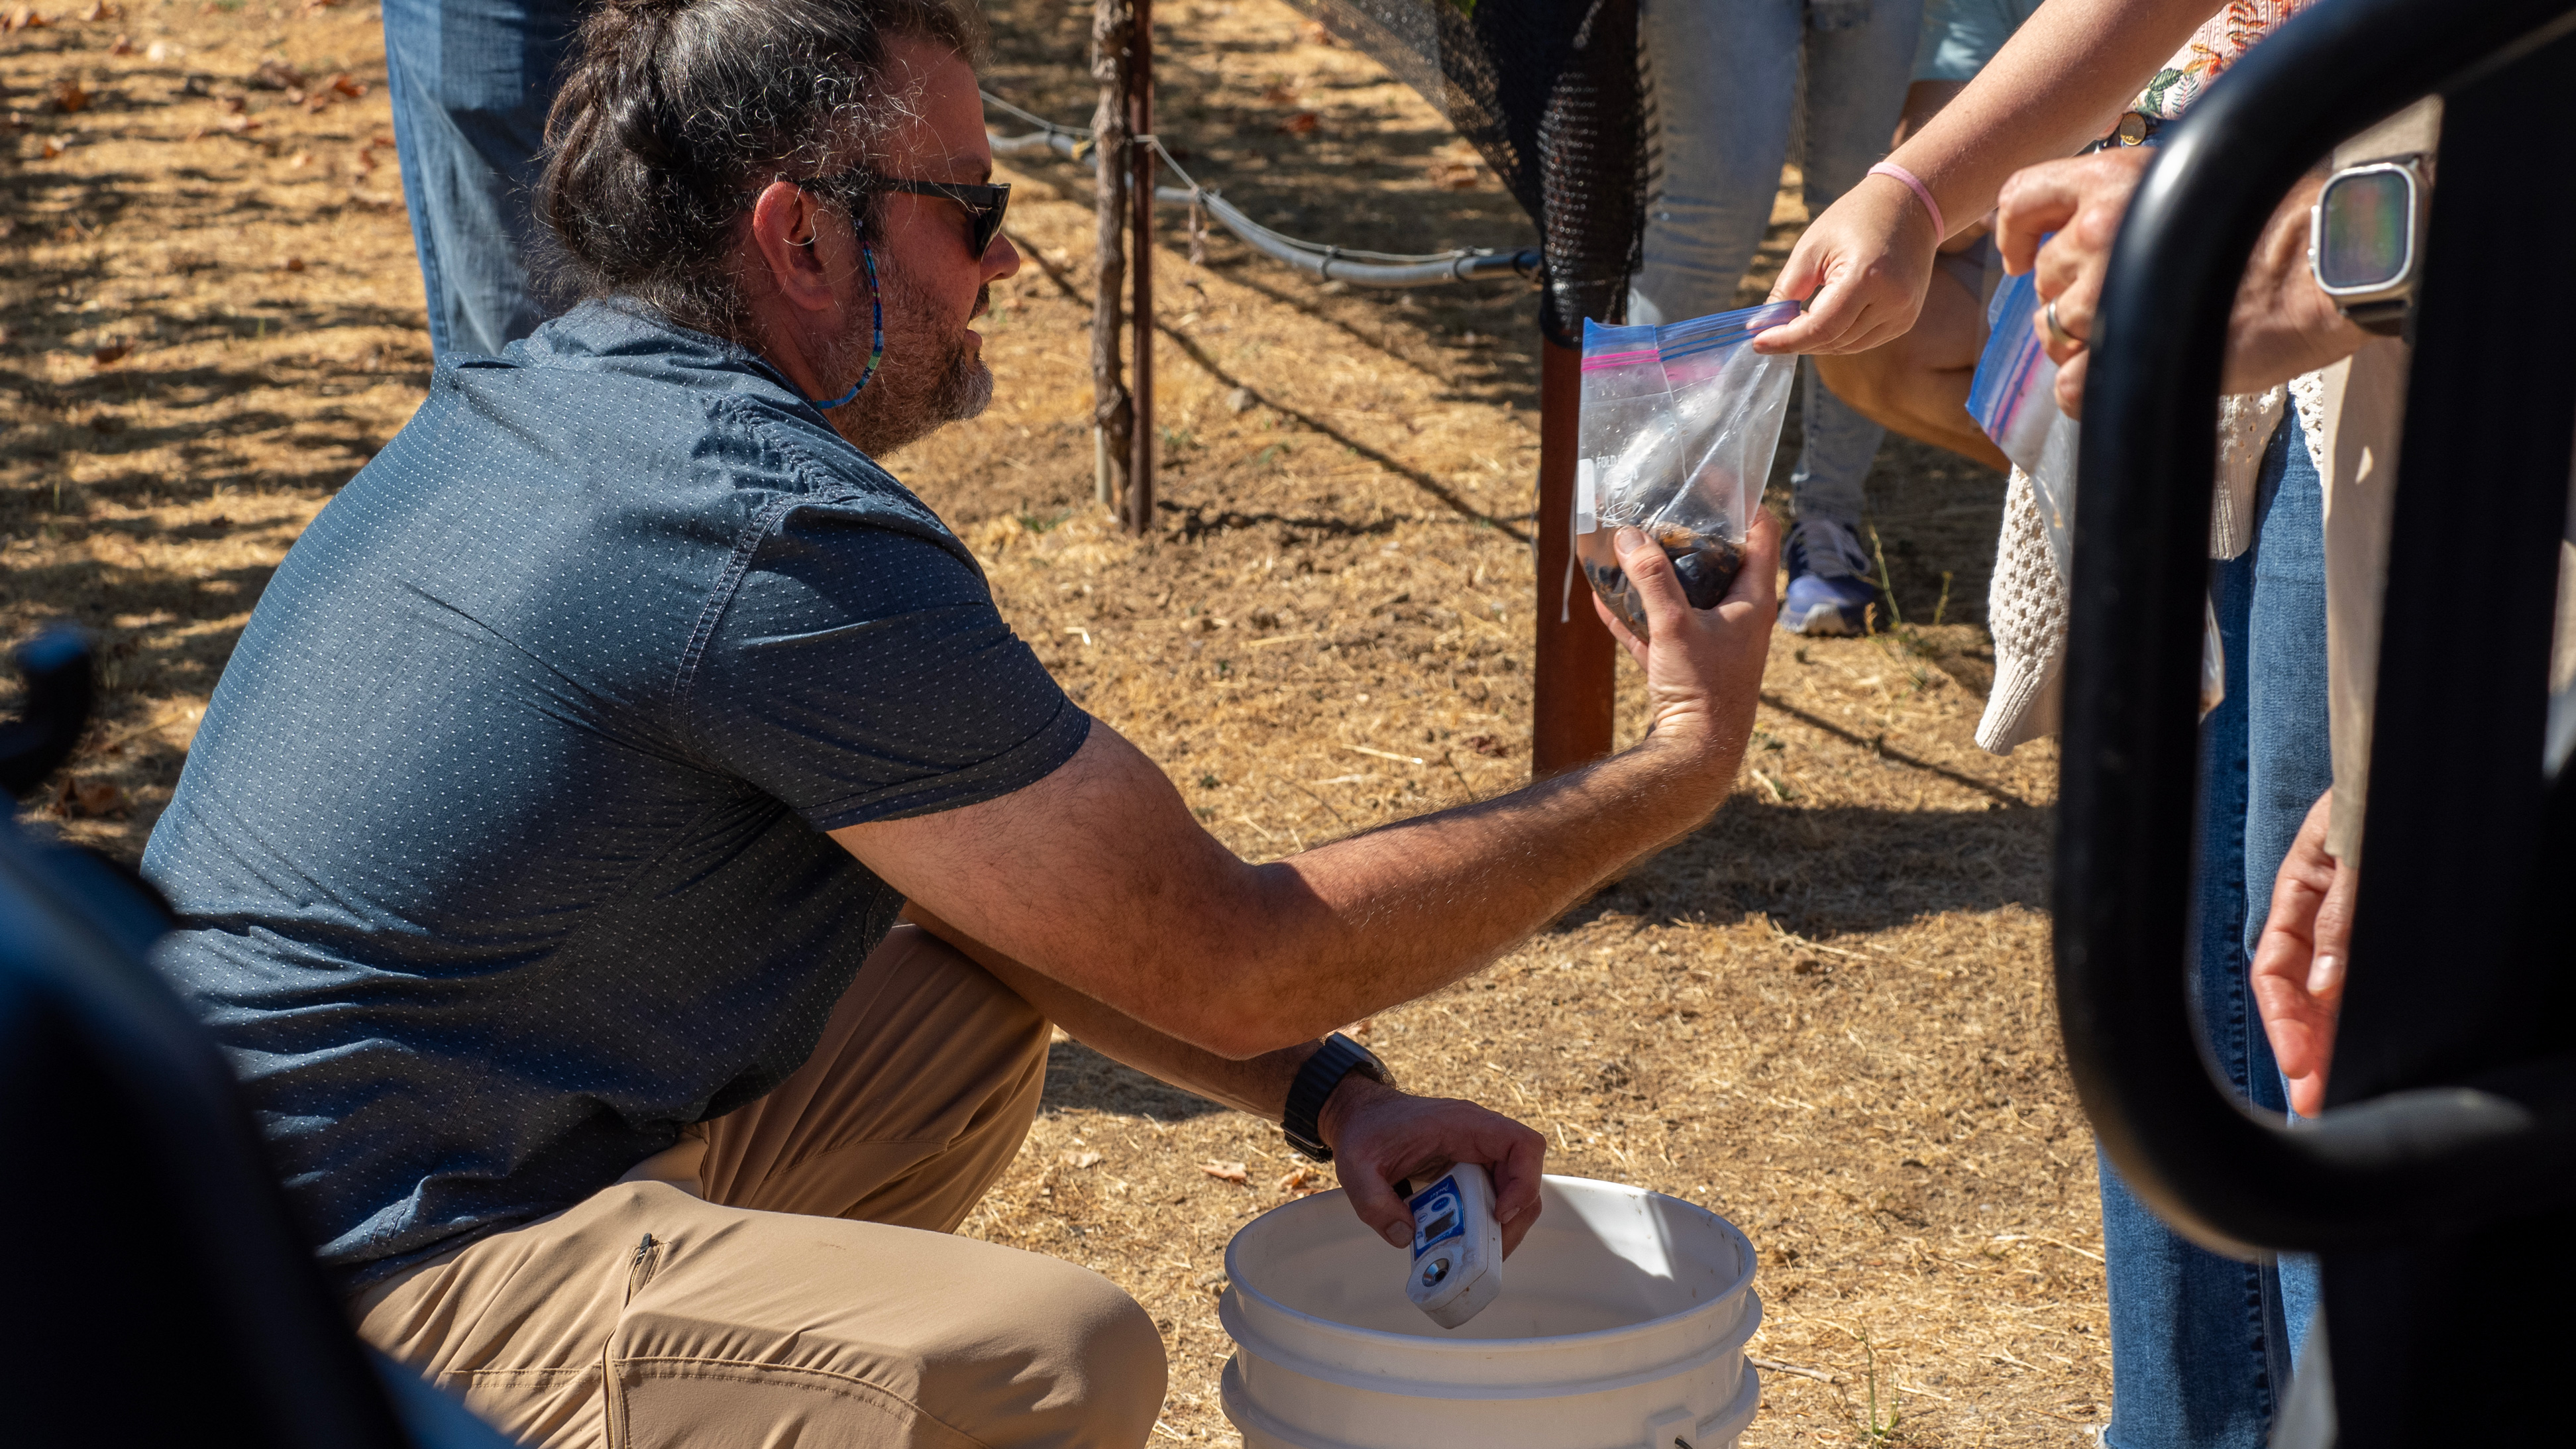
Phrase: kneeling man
[{"left": 141, "top": 1, "right": 1777, "bottom": 1445}]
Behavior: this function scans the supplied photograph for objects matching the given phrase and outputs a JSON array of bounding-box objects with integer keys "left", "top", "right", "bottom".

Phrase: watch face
[{"left": 2316, "top": 165, "right": 2415, "bottom": 293}]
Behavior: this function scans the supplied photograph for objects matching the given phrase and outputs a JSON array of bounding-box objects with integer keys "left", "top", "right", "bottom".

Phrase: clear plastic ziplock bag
[
  {"left": 1574, "top": 301, "right": 1799, "bottom": 639},
  {"left": 1967, "top": 267, "right": 2080, "bottom": 579}
]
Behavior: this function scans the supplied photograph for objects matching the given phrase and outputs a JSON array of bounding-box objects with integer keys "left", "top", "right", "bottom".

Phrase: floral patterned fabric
[{"left": 2135, "top": 0, "right": 2322, "bottom": 119}]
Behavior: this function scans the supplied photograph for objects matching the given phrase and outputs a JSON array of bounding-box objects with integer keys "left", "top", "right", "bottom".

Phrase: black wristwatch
[{"left": 1281, "top": 1032, "right": 1389, "bottom": 1163}]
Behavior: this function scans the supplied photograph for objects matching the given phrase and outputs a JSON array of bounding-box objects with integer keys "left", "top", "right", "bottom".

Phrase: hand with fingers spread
[
  {"left": 1319, "top": 1075, "right": 1548, "bottom": 1258},
  {"left": 1992, "top": 146, "right": 2154, "bottom": 418},
  {"left": 2250, "top": 790, "right": 2357, "bottom": 1118},
  {"left": 1591, "top": 510, "right": 1780, "bottom": 771}
]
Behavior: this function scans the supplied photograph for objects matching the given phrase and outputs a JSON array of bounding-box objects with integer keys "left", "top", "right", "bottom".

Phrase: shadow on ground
[
  {"left": 1570, "top": 797, "right": 2053, "bottom": 939},
  {"left": 1042, "top": 1037, "right": 1226, "bottom": 1120}
]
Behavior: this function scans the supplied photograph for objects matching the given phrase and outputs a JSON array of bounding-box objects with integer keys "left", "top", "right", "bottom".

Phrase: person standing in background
[
  {"left": 1752, "top": 1, "right": 2351, "bottom": 1442},
  {"left": 1808, "top": 0, "right": 2041, "bottom": 470},
  {"left": 382, "top": 0, "right": 582, "bottom": 360},
  {"left": 1630, "top": 0, "right": 1926, "bottom": 636}
]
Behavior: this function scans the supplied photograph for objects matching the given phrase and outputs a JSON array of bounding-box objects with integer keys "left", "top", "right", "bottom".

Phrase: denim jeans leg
[
  {"left": 2240, "top": 420, "right": 2333, "bottom": 1371},
  {"left": 2098, "top": 419, "right": 2330, "bottom": 1448},
  {"left": 382, "top": 0, "right": 582, "bottom": 360},
  {"left": 2098, "top": 508, "right": 2279, "bottom": 1449},
  {"left": 1780, "top": 0, "right": 1919, "bottom": 523},
  {"left": 1627, "top": 0, "right": 1799, "bottom": 328}
]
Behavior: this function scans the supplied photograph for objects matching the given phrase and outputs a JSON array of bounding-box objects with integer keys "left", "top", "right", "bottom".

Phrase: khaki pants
[{"left": 352, "top": 926, "right": 1167, "bottom": 1449}]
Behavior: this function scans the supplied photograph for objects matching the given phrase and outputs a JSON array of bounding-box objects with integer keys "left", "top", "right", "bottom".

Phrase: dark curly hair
[{"left": 538, "top": 0, "right": 986, "bottom": 339}]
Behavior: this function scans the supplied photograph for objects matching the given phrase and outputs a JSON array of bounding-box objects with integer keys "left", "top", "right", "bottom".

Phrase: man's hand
[
  {"left": 2251, "top": 790, "right": 2357, "bottom": 1117},
  {"left": 1994, "top": 147, "right": 2152, "bottom": 418},
  {"left": 1752, "top": 175, "right": 1945, "bottom": 356},
  {"left": 1317, "top": 1073, "right": 1548, "bottom": 1258},
  {"left": 1591, "top": 510, "right": 1780, "bottom": 763}
]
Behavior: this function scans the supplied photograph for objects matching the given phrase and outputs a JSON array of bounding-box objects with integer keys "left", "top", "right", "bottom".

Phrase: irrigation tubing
[{"left": 982, "top": 93, "right": 1541, "bottom": 290}]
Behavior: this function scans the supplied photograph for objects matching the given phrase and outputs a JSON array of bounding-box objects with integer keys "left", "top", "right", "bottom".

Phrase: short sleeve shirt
[
  {"left": 141, "top": 300, "right": 1089, "bottom": 1287},
  {"left": 1911, "top": 0, "right": 2045, "bottom": 82}
]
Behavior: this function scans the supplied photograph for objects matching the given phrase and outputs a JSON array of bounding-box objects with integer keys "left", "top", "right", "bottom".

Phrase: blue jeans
[
  {"left": 2098, "top": 418, "right": 2325, "bottom": 1449},
  {"left": 382, "top": 0, "right": 581, "bottom": 360},
  {"left": 1627, "top": 0, "right": 1921, "bottom": 525}
]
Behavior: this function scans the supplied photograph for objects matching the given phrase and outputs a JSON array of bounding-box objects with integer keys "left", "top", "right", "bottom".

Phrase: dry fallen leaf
[
  {"left": 1299, "top": 19, "right": 1336, "bottom": 46},
  {"left": 1428, "top": 158, "right": 1481, "bottom": 191},
  {"left": 1259, "top": 82, "right": 1298, "bottom": 106},
  {"left": 1060, "top": 1150, "right": 1104, "bottom": 1169},
  {"left": 91, "top": 339, "right": 131, "bottom": 366},
  {"left": 1279, "top": 110, "right": 1320, "bottom": 136},
  {"left": 51, "top": 78, "right": 89, "bottom": 113},
  {"left": 1198, "top": 1160, "right": 1251, "bottom": 1185},
  {"left": 218, "top": 93, "right": 245, "bottom": 113},
  {"left": 282, "top": 256, "right": 305, "bottom": 271},
  {"left": 251, "top": 58, "right": 305, "bottom": 91},
  {"left": 77, "top": 0, "right": 116, "bottom": 19},
  {"left": 107, "top": 30, "right": 130, "bottom": 54},
  {"left": 60, "top": 776, "right": 128, "bottom": 818},
  {"left": 1275, "top": 1165, "right": 1319, "bottom": 1193},
  {"left": 40, "top": 137, "right": 62, "bottom": 159},
  {"left": 3, "top": 7, "right": 50, "bottom": 33},
  {"left": 329, "top": 72, "right": 364, "bottom": 99}
]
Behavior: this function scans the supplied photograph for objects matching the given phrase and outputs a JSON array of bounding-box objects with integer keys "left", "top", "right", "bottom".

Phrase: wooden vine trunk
[{"left": 1089, "top": 0, "right": 1133, "bottom": 515}]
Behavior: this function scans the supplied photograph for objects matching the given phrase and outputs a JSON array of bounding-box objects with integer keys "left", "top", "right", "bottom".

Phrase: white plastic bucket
[{"left": 1219, "top": 1174, "right": 1761, "bottom": 1449}]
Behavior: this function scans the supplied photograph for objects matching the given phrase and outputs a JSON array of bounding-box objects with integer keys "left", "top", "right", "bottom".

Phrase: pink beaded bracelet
[{"left": 1868, "top": 161, "right": 1947, "bottom": 241}]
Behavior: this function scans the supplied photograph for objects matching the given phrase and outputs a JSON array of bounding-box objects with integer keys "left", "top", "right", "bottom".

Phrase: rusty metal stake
[{"left": 1532, "top": 334, "right": 1616, "bottom": 775}]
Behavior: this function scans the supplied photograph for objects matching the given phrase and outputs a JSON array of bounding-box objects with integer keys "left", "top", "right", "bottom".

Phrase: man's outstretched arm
[
  {"left": 835, "top": 515, "right": 1777, "bottom": 1061},
  {"left": 906, "top": 898, "right": 1549, "bottom": 1255}
]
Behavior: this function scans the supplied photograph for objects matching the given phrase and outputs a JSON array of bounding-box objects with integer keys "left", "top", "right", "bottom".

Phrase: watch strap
[
  {"left": 1281, "top": 1032, "right": 1387, "bottom": 1163},
  {"left": 2340, "top": 297, "right": 2410, "bottom": 337}
]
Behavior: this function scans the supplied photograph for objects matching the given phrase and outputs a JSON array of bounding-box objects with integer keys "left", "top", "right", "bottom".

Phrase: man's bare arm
[
  {"left": 903, "top": 901, "right": 1552, "bottom": 1252},
  {"left": 837, "top": 518, "right": 1776, "bottom": 1060}
]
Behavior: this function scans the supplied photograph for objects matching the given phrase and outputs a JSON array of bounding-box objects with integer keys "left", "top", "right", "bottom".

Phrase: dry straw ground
[{"left": 4, "top": 0, "right": 2108, "bottom": 1442}]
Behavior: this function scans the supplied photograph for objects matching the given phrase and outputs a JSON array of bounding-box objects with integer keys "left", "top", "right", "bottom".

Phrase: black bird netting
[{"left": 1278, "top": 0, "right": 1648, "bottom": 346}]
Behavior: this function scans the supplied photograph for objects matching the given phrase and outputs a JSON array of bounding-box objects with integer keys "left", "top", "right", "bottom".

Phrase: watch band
[
  {"left": 1280, "top": 1032, "right": 1388, "bottom": 1163},
  {"left": 2339, "top": 297, "right": 2410, "bottom": 338}
]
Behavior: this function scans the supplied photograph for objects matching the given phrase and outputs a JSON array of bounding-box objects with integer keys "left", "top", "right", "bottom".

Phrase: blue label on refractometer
[{"left": 1410, "top": 1175, "right": 1466, "bottom": 1254}]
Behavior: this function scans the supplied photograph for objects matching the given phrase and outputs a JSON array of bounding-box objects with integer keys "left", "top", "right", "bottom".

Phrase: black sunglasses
[{"left": 795, "top": 172, "right": 1011, "bottom": 258}]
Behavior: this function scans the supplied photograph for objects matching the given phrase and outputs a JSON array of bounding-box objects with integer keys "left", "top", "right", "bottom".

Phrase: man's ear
[{"left": 747, "top": 180, "right": 843, "bottom": 316}]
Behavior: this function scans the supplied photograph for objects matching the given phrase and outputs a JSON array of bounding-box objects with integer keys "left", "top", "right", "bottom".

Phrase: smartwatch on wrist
[
  {"left": 2310, "top": 156, "right": 2428, "bottom": 338},
  {"left": 1281, "top": 1032, "right": 1389, "bottom": 1163}
]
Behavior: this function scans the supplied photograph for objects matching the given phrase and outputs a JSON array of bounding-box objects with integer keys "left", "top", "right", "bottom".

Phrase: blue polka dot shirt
[{"left": 142, "top": 301, "right": 1089, "bottom": 1287}]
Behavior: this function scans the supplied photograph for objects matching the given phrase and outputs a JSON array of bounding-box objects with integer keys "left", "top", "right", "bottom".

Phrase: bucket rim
[
  {"left": 1222, "top": 1174, "right": 1758, "bottom": 1363},
  {"left": 1219, "top": 1348, "right": 1764, "bottom": 1446}
]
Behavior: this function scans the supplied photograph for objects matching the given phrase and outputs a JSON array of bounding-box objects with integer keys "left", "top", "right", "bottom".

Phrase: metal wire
[{"left": 981, "top": 94, "right": 1540, "bottom": 290}]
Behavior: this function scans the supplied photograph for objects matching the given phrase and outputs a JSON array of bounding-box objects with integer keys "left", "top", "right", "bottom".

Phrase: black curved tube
[{"left": 2059, "top": 0, "right": 2576, "bottom": 1255}]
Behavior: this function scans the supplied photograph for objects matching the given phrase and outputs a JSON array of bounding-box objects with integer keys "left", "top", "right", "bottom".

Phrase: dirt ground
[{"left": 3, "top": 1, "right": 2108, "bottom": 1443}]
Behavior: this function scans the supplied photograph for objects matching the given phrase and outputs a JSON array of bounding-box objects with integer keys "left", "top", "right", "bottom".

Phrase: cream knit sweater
[{"left": 1974, "top": 377, "right": 2329, "bottom": 754}]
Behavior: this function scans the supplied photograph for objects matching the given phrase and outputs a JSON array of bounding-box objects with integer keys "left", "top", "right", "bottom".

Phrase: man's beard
[{"left": 822, "top": 278, "right": 993, "bottom": 458}]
